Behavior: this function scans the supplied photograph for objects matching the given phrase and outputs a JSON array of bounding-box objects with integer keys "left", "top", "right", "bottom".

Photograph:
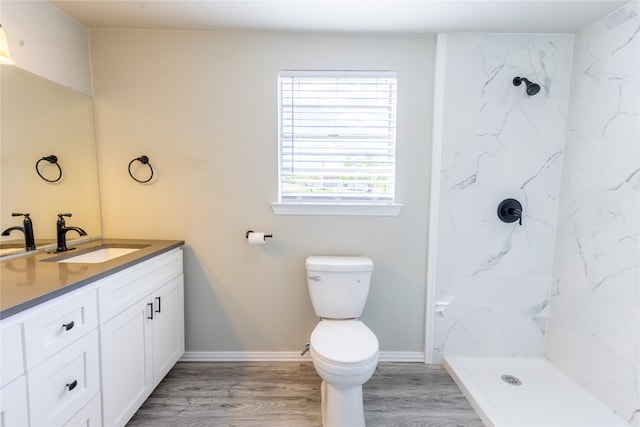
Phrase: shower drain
[{"left": 501, "top": 374, "right": 522, "bottom": 386}]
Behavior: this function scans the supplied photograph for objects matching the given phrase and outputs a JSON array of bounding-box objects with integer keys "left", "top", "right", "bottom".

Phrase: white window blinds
[{"left": 278, "top": 71, "right": 397, "bottom": 204}]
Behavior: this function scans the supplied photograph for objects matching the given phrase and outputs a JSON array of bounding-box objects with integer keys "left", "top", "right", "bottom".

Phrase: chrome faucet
[
  {"left": 1, "top": 213, "right": 37, "bottom": 251},
  {"left": 56, "top": 213, "right": 87, "bottom": 252}
]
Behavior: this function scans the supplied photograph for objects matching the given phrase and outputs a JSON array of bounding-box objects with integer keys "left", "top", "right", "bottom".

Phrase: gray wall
[
  {"left": 2, "top": 0, "right": 92, "bottom": 94},
  {"left": 90, "top": 30, "right": 435, "bottom": 354}
]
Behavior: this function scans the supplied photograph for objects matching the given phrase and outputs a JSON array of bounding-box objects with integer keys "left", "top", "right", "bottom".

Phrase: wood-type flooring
[{"left": 127, "top": 362, "right": 484, "bottom": 427}]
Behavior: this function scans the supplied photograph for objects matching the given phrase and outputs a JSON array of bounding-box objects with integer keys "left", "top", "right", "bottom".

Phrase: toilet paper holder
[{"left": 245, "top": 230, "right": 273, "bottom": 239}]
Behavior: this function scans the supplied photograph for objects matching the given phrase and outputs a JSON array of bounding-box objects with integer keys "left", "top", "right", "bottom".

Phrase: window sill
[{"left": 271, "top": 202, "right": 404, "bottom": 216}]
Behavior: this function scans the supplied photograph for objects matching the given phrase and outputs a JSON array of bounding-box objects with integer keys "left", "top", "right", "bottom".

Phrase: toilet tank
[{"left": 305, "top": 256, "right": 374, "bottom": 319}]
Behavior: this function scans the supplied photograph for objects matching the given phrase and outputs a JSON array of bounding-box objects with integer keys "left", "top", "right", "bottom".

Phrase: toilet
[{"left": 305, "top": 256, "right": 379, "bottom": 427}]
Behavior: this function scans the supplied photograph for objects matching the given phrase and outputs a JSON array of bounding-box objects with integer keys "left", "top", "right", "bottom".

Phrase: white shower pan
[{"left": 444, "top": 356, "right": 630, "bottom": 427}]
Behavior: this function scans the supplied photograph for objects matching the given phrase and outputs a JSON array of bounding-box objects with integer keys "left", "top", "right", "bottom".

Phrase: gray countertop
[{"left": 0, "top": 238, "right": 184, "bottom": 319}]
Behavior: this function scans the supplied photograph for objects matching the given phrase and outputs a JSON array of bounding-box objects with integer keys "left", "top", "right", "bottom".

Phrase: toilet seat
[{"left": 310, "top": 320, "right": 379, "bottom": 365}]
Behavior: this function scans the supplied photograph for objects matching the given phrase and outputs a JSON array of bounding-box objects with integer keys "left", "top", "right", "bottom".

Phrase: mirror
[{"left": 1, "top": 65, "right": 102, "bottom": 256}]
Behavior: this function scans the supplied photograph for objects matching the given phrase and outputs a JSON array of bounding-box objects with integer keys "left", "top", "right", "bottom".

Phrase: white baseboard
[
  {"left": 379, "top": 351, "right": 425, "bottom": 362},
  {"left": 180, "top": 351, "right": 424, "bottom": 363}
]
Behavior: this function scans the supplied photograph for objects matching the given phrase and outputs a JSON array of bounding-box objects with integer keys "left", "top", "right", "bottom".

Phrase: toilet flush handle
[{"left": 308, "top": 275, "right": 321, "bottom": 282}]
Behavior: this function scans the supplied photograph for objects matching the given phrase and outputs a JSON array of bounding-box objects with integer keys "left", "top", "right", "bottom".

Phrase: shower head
[{"left": 513, "top": 77, "right": 541, "bottom": 96}]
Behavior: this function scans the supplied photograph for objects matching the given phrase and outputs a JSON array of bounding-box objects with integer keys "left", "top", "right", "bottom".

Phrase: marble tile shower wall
[
  {"left": 433, "top": 33, "right": 574, "bottom": 360},
  {"left": 545, "top": 2, "right": 640, "bottom": 425}
]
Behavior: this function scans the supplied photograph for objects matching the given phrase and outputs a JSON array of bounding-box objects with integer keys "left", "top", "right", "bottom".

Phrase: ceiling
[{"left": 49, "top": 0, "right": 630, "bottom": 34}]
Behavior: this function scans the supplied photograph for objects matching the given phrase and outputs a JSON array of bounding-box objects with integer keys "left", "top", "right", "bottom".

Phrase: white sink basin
[
  {"left": 42, "top": 244, "right": 150, "bottom": 264},
  {"left": 56, "top": 247, "right": 141, "bottom": 263}
]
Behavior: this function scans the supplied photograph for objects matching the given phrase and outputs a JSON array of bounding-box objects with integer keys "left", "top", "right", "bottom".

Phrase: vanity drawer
[
  {"left": 0, "top": 321, "right": 24, "bottom": 387},
  {"left": 24, "top": 288, "right": 98, "bottom": 369},
  {"left": 28, "top": 330, "right": 100, "bottom": 427},
  {"left": 63, "top": 393, "right": 102, "bottom": 427},
  {"left": 98, "top": 248, "right": 182, "bottom": 324}
]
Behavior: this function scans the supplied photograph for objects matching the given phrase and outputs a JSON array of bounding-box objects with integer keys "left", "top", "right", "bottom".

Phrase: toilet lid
[{"left": 311, "top": 320, "right": 379, "bottom": 364}]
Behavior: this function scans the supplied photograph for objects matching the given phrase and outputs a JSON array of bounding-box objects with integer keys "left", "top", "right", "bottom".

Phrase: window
[{"left": 273, "top": 70, "right": 402, "bottom": 216}]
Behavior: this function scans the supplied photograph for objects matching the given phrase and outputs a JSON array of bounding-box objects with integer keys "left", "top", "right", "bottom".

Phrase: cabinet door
[
  {"left": 151, "top": 275, "right": 184, "bottom": 387},
  {"left": 0, "top": 321, "right": 24, "bottom": 388},
  {"left": 100, "top": 298, "right": 152, "bottom": 427},
  {"left": 0, "top": 376, "right": 28, "bottom": 427}
]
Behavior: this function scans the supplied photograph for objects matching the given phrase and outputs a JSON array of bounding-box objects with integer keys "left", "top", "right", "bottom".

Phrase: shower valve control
[{"left": 498, "top": 199, "right": 523, "bottom": 225}]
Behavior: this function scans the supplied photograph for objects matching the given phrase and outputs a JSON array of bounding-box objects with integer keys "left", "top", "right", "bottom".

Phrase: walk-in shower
[{"left": 427, "top": 3, "right": 639, "bottom": 425}]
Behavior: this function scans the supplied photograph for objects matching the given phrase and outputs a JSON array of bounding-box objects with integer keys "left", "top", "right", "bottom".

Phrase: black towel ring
[
  {"left": 36, "top": 155, "right": 62, "bottom": 183},
  {"left": 128, "top": 155, "right": 154, "bottom": 183}
]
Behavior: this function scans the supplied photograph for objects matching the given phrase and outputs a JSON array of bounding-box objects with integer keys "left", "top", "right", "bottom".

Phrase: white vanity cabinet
[
  {"left": 98, "top": 249, "right": 184, "bottom": 427},
  {"left": 0, "top": 244, "right": 184, "bottom": 427}
]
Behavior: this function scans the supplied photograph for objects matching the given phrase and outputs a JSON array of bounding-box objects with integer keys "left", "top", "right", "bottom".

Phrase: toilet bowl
[
  {"left": 305, "top": 256, "right": 379, "bottom": 427},
  {"left": 310, "top": 320, "right": 379, "bottom": 427}
]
